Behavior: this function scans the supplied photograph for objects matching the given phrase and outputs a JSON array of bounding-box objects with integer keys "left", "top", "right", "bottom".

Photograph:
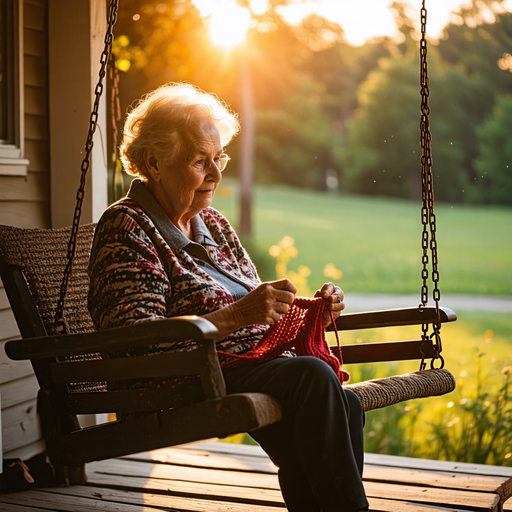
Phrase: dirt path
[{"left": 344, "top": 294, "right": 512, "bottom": 313}]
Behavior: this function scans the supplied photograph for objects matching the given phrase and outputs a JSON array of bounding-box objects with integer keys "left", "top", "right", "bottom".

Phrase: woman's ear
[{"left": 144, "top": 149, "right": 160, "bottom": 182}]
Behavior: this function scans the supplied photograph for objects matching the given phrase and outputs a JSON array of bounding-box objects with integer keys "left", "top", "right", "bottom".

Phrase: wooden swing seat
[{"left": 0, "top": 222, "right": 456, "bottom": 484}]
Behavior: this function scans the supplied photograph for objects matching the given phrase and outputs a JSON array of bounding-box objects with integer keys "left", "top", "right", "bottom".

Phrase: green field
[{"left": 212, "top": 182, "right": 512, "bottom": 295}]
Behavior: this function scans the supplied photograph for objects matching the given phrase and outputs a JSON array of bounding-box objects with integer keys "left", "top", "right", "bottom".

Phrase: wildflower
[
  {"left": 298, "top": 265, "right": 311, "bottom": 277},
  {"left": 498, "top": 395, "right": 504, "bottom": 402},
  {"left": 492, "top": 358, "right": 499, "bottom": 364},
  {"left": 269, "top": 237, "right": 298, "bottom": 259},
  {"left": 503, "top": 366, "right": 511, "bottom": 375},
  {"left": 485, "top": 329, "right": 493, "bottom": 343},
  {"left": 269, "top": 245, "right": 280, "bottom": 258},
  {"left": 323, "top": 263, "right": 343, "bottom": 280},
  {"left": 484, "top": 400, "right": 492, "bottom": 407}
]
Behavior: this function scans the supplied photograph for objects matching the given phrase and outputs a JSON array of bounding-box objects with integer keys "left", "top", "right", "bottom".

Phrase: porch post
[{"left": 48, "top": 0, "right": 108, "bottom": 228}]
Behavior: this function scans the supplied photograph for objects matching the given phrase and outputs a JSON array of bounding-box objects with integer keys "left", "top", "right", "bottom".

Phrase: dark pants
[{"left": 223, "top": 356, "right": 369, "bottom": 512}]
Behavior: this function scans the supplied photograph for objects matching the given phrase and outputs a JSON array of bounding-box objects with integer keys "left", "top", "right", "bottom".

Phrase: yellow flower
[
  {"left": 502, "top": 366, "right": 511, "bottom": 375},
  {"left": 269, "top": 245, "right": 280, "bottom": 258},
  {"left": 323, "top": 263, "right": 343, "bottom": 280},
  {"left": 280, "top": 236, "right": 295, "bottom": 248},
  {"left": 298, "top": 265, "right": 311, "bottom": 277}
]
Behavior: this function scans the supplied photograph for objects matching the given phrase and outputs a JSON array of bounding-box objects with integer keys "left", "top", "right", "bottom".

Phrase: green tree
[
  {"left": 337, "top": 4, "right": 512, "bottom": 204},
  {"left": 255, "top": 73, "right": 333, "bottom": 190},
  {"left": 475, "top": 94, "right": 512, "bottom": 205},
  {"left": 336, "top": 54, "right": 420, "bottom": 199}
]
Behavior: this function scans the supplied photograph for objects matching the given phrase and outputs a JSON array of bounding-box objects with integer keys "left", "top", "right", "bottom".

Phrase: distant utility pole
[{"left": 238, "top": 52, "right": 254, "bottom": 238}]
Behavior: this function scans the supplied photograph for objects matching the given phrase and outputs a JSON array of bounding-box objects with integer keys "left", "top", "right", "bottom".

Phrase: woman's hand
[
  {"left": 233, "top": 279, "right": 297, "bottom": 326},
  {"left": 201, "top": 279, "right": 297, "bottom": 341},
  {"left": 315, "top": 282, "right": 345, "bottom": 327}
]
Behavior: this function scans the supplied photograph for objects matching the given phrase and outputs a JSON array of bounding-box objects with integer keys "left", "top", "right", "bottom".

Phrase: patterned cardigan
[{"left": 87, "top": 194, "right": 268, "bottom": 361}]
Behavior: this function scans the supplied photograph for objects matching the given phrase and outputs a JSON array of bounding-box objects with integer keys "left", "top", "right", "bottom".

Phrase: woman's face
[{"left": 151, "top": 120, "right": 224, "bottom": 222}]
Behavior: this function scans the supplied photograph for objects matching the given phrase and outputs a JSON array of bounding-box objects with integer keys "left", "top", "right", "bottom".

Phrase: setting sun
[
  {"left": 209, "top": 1, "right": 251, "bottom": 47},
  {"left": 195, "top": 0, "right": 512, "bottom": 47}
]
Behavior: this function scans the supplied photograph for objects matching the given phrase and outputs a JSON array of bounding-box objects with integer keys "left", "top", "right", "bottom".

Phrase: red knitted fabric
[{"left": 218, "top": 297, "right": 350, "bottom": 384}]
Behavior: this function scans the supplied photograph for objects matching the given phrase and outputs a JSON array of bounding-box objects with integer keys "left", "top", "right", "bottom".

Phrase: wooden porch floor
[{"left": 1, "top": 440, "right": 511, "bottom": 512}]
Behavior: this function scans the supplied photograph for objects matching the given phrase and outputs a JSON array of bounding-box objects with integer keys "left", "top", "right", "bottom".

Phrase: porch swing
[{"left": 0, "top": 0, "right": 456, "bottom": 484}]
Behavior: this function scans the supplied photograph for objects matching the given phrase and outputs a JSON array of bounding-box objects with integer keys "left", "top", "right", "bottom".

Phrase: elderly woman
[{"left": 88, "top": 83, "right": 368, "bottom": 512}]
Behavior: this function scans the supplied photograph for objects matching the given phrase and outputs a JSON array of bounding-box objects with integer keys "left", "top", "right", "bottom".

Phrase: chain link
[
  {"left": 54, "top": 0, "right": 119, "bottom": 334},
  {"left": 419, "top": 0, "right": 442, "bottom": 364}
]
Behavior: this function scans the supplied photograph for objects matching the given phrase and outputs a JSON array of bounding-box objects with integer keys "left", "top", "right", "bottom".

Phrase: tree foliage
[
  {"left": 475, "top": 94, "right": 512, "bottom": 205},
  {"left": 112, "top": 0, "right": 512, "bottom": 205}
]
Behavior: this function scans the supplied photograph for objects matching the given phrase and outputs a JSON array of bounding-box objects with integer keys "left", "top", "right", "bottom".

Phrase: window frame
[{"left": 0, "top": 0, "right": 28, "bottom": 175}]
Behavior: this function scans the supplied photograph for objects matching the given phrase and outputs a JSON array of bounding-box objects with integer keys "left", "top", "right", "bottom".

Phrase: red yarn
[{"left": 218, "top": 297, "right": 350, "bottom": 384}]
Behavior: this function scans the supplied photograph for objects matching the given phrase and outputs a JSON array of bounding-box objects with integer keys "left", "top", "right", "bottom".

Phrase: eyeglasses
[
  {"left": 217, "top": 153, "right": 230, "bottom": 172},
  {"left": 193, "top": 153, "right": 231, "bottom": 173}
]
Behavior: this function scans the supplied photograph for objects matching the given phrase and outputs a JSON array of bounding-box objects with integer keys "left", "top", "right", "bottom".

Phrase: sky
[
  {"left": 278, "top": 0, "right": 512, "bottom": 46},
  {"left": 194, "top": 0, "right": 512, "bottom": 47}
]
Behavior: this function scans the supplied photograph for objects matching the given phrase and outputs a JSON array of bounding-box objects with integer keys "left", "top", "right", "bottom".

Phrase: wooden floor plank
[
  {"left": 365, "top": 452, "right": 512, "bottom": 478},
  {"left": 0, "top": 503, "right": 50, "bottom": 512},
  {"left": 124, "top": 446, "right": 278, "bottom": 474},
  {"left": 41, "top": 485, "right": 285, "bottom": 511},
  {"left": 0, "top": 489, "right": 155, "bottom": 511},
  {"left": 364, "top": 464, "right": 510, "bottom": 500},
  {"left": 86, "top": 471, "right": 284, "bottom": 506},
  {"left": 364, "top": 481, "right": 500, "bottom": 511},
  {"left": 88, "top": 458, "right": 280, "bottom": 489},
  {"left": 179, "top": 440, "right": 269, "bottom": 458},
  {"left": 368, "top": 497, "right": 469, "bottom": 512}
]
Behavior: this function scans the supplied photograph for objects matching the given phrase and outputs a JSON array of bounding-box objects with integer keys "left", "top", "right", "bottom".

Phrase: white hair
[{"left": 120, "top": 82, "right": 240, "bottom": 180}]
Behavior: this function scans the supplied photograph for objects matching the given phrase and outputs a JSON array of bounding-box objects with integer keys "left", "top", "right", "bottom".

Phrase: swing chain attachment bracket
[{"left": 54, "top": 0, "right": 119, "bottom": 335}]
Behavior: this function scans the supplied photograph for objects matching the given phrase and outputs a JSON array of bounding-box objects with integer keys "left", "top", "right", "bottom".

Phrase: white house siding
[
  {"left": 1, "top": 0, "right": 50, "bottom": 461},
  {"left": 1, "top": 0, "right": 109, "bottom": 462}
]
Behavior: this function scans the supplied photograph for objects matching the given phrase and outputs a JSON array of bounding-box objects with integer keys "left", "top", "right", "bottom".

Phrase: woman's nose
[{"left": 206, "top": 162, "right": 222, "bottom": 181}]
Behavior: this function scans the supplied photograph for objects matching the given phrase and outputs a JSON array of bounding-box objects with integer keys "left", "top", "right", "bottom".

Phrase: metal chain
[
  {"left": 109, "top": 50, "right": 122, "bottom": 201},
  {"left": 419, "top": 0, "right": 442, "bottom": 365},
  {"left": 54, "top": 0, "right": 119, "bottom": 334}
]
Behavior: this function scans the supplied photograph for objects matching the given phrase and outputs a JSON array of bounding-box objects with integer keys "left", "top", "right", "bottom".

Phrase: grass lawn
[{"left": 212, "top": 182, "right": 512, "bottom": 295}]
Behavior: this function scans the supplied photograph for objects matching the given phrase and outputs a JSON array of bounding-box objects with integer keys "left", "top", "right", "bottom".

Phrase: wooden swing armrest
[
  {"left": 5, "top": 316, "right": 218, "bottom": 361},
  {"left": 326, "top": 306, "right": 456, "bottom": 332}
]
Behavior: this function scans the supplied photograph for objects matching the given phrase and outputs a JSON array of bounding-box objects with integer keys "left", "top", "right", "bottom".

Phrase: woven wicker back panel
[{"left": 0, "top": 223, "right": 97, "bottom": 336}]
